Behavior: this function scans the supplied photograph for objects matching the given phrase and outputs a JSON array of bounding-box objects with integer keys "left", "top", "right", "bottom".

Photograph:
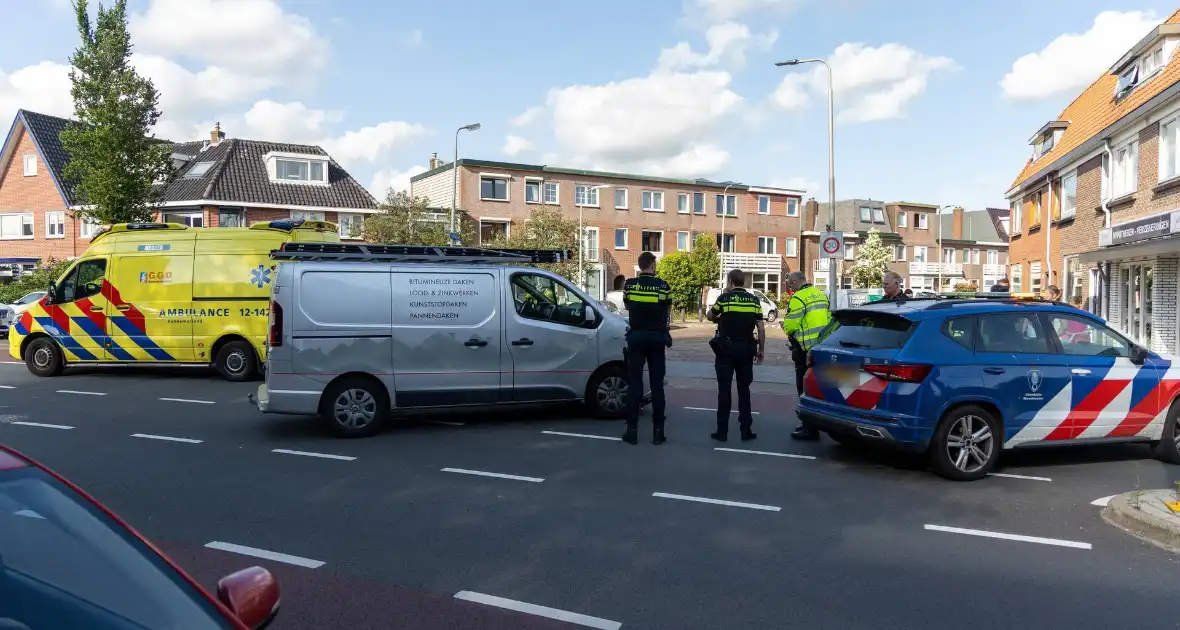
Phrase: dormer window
[
  {"left": 1029, "top": 121, "right": 1068, "bottom": 160},
  {"left": 1116, "top": 64, "right": 1140, "bottom": 98},
  {"left": 183, "top": 161, "right": 214, "bottom": 179},
  {"left": 1115, "top": 44, "right": 1167, "bottom": 99},
  {"left": 1142, "top": 46, "right": 1165, "bottom": 78},
  {"left": 264, "top": 151, "right": 329, "bottom": 185}
]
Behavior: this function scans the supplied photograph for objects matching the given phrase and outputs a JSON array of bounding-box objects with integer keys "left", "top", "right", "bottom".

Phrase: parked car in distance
[
  {"left": 1, "top": 292, "right": 45, "bottom": 338},
  {"left": 705, "top": 287, "right": 778, "bottom": 322},
  {"left": 8, "top": 291, "right": 46, "bottom": 312},
  {"left": 0, "top": 444, "right": 281, "bottom": 629}
]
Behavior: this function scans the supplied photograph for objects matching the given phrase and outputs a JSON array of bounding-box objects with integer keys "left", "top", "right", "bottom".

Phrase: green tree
[
  {"left": 60, "top": 0, "right": 172, "bottom": 225},
  {"left": 0, "top": 259, "right": 71, "bottom": 304},
  {"left": 362, "top": 189, "right": 476, "bottom": 245},
  {"left": 850, "top": 229, "right": 892, "bottom": 288},
  {"left": 487, "top": 207, "right": 581, "bottom": 283},
  {"left": 655, "top": 251, "right": 696, "bottom": 316},
  {"left": 688, "top": 234, "right": 721, "bottom": 290}
]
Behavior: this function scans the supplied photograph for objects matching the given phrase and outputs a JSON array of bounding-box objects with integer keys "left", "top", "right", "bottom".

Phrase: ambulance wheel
[
  {"left": 586, "top": 364, "right": 629, "bottom": 420},
  {"left": 321, "top": 377, "right": 389, "bottom": 438},
  {"left": 1151, "top": 398, "right": 1180, "bottom": 465},
  {"left": 25, "top": 337, "right": 63, "bottom": 377},
  {"left": 929, "top": 405, "right": 1000, "bottom": 481},
  {"left": 214, "top": 340, "right": 258, "bottom": 382}
]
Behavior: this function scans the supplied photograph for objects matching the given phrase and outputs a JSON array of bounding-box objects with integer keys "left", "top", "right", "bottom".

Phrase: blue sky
[{"left": 0, "top": 0, "right": 1175, "bottom": 209}]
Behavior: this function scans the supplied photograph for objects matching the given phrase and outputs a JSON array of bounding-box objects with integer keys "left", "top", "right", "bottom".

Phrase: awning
[{"left": 1078, "top": 233, "right": 1180, "bottom": 264}]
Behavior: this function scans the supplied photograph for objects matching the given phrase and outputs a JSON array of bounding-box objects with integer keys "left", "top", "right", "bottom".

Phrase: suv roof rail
[{"left": 270, "top": 242, "right": 572, "bottom": 264}]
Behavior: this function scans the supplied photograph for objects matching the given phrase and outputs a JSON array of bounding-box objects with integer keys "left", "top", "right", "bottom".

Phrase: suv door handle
[
  {"left": 464, "top": 338, "right": 488, "bottom": 348},
  {"left": 1071, "top": 368, "right": 1092, "bottom": 375},
  {"left": 983, "top": 367, "right": 1005, "bottom": 375},
  {"left": 511, "top": 338, "right": 534, "bottom": 346}
]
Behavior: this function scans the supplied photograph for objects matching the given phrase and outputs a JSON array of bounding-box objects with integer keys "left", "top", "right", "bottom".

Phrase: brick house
[
  {"left": 0, "top": 110, "right": 377, "bottom": 280},
  {"left": 1004, "top": 9, "right": 1180, "bottom": 355},
  {"left": 409, "top": 156, "right": 805, "bottom": 300}
]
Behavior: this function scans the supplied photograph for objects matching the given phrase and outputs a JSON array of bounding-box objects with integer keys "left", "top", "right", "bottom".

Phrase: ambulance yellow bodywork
[{"left": 8, "top": 220, "right": 339, "bottom": 380}]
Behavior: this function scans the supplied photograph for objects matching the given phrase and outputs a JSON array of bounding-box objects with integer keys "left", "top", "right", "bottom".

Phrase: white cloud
[
  {"left": 682, "top": 0, "right": 802, "bottom": 26},
  {"left": 321, "top": 120, "right": 428, "bottom": 164},
  {"left": 401, "top": 30, "right": 424, "bottom": 49},
  {"left": 657, "top": 21, "right": 778, "bottom": 72},
  {"left": 510, "top": 105, "right": 546, "bottom": 127},
  {"left": 369, "top": 165, "right": 427, "bottom": 197},
  {"left": 0, "top": 62, "right": 73, "bottom": 128},
  {"left": 502, "top": 135, "right": 534, "bottom": 157},
  {"left": 1000, "top": 11, "right": 1159, "bottom": 101},
  {"left": 618, "top": 143, "right": 732, "bottom": 178},
  {"left": 131, "top": 54, "right": 277, "bottom": 119},
  {"left": 770, "top": 42, "right": 956, "bottom": 124},
  {"left": 771, "top": 175, "right": 821, "bottom": 198}
]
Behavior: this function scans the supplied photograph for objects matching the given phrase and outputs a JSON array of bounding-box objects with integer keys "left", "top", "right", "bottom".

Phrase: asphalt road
[{"left": 2, "top": 359, "right": 1180, "bottom": 629}]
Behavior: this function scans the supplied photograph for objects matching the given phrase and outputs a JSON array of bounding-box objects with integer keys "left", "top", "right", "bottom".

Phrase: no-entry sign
[{"left": 819, "top": 231, "right": 843, "bottom": 259}]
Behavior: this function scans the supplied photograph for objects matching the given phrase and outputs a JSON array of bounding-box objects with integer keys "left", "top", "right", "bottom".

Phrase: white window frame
[
  {"left": 715, "top": 194, "right": 737, "bottom": 217},
  {"left": 971, "top": 248, "right": 981, "bottom": 264},
  {"left": 614, "top": 188, "right": 629, "bottom": 210},
  {"left": 1059, "top": 170, "right": 1077, "bottom": 219},
  {"left": 758, "top": 195, "right": 770, "bottom": 215},
  {"left": 0, "top": 212, "right": 34, "bottom": 240},
  {"left": 897, "top": 211, "right": 907, "bottom": 228},
  {"left": 272, "top": 157, "right": 328, "bottom": 184},
  {"left": 1011, "top": 201, "right": 1023, "bottom": 234},
  {"left": 895, "top": 244, "right": 907, "bottom": 262},
  {"left": 78, "top": 216, "right": 102, "bottom": 238},
  {"left": 942, "top": 247, "right": 955, "bottom": 263},
  {"left": 676, "top": 230, "right": 690, "bottom": 251},
  {"left": 786, "top": 198, "right": 798, "bottom": 217},
  {"left": 45, "top": 211, "right": 65, "bottom": 238},
  {"left": 290, "top": 210, "right": 325, "bottom": 222},
  {"left": 640, "top": 229, "right": 664, "bottom": 253},
  {"left": 1142, "top": 46, "right": 1165, "bottom": 79},
  {"left": 986, "top": 249, "right": 998, "bottom": 265},
  {"left": 543, "top": 181, "right": 560, "bottom": 204},
  {"left": 677, "top": 193, "right": 689, "bottom": 214},
  {"left": 693, "top": 192, "right": 706, "bottom": 215},
  {"left": 22, "top": 154, "right": 36, "bottom": 177},
  {"left": 641, "top": 190, "right": 664, "bottom": 212},
  {"left": 574, "top": 185, "right": 599, "bottom": 207},
  {"left": 1159, "top": 113, "right": 1180, "bottom": 182},
  {"left": 614, "top": 227, "right": 628, "bottom": 250},
  {"left": 871, "top": 207, "right": 885, "bottom": 223},
  {"left": 784, "top": 237, "right": 798, "bottom": 257},
  {"left": 480, "top": 175, "right": 511, "bottom": 202},
  {"left": 478, "top": 219, "right": 511, "bottom": 245},
  {"left": 1110, "top": 140, "right": 1139, "bottom": 198},
  {"left": 916, "top": 213, "right": 928, "bottom": 229},
  {"left": 582, "top": 227, "right": 599, "bottom": 261},
  {"left": 913, "top": 246, "right": 928, "bottom": 263},
  {"left": 337, "top": 212, "right": 365, "bottom": 240},
  {"left": 1011, "top": 264, "right": 1023, "bottom": 293},
  {"left": 757, "top": 236, "right": 776, "bottom": 254},
  {"left": 1030, "top": 261, "right": 1042, "bottom": 293},
  {"left": 162, "top": 212, "right": 204, "bottom": 227},
  {"left": 844, "top": 243, "right": 855, "bottom": 259},
  {"left": 859, "top": 206, "right": 872, "bottom": 222},
  {"left": 524, "top": 178, "right": 542, "bottom": 204},
  {"left": 717, "top": 233, "right": 736, "bottom": 252}
]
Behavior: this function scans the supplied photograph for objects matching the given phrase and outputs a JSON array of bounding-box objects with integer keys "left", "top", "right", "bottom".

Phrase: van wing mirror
[
  {"left": 583, "top": 304, "right": 597, "bottom": 325},
  {"left": 46, "top": 280, "right": 57, "bottom": 304}
]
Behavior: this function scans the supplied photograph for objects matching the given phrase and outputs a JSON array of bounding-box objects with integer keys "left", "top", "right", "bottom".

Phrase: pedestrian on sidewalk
[
  {"left": 879, "top": 271, "right": 905, "bottom": 302},
  {"left": 622, "top": 251, "right": 673, "bottom": 445},
  {"left": 781, "top": 271, "right": 832, "bottom": 441},
  {"left": 707, "top": 269, "right": 765, "bottom": 442}
]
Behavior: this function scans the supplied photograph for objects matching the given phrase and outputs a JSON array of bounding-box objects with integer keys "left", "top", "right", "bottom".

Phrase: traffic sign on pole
[{"left": 819, "top": 231, "right": 843, "bottom": 259}]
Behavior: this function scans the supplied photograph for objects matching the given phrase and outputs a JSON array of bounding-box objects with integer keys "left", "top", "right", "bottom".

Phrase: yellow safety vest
[{"left": 780, "top": 285, "right": 832, "bottom": 351}]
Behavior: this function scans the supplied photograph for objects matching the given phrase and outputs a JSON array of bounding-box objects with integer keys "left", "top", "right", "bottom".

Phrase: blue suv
[{"left": 795, "top": 298, "right": 1180, "bottom": 481}]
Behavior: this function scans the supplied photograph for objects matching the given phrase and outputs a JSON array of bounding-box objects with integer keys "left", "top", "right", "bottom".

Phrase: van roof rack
[
  {"left": 270, "top": 241, "right": 572, "bottom": 264},
  {"left": 90, "top": 222, "right": 188, "bottom": 242}
]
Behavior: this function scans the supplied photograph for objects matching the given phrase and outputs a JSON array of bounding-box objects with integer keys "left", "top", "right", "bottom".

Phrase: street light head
[
  {"left": 775, "top": 59, "right": 801, "bottom": 66},
  {"left": 464, "top": 123, "right": 481, "bottom": 131}
]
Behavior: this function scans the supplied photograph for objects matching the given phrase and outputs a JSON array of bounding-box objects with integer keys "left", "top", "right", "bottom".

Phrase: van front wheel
[
  {"left": 214, "top": 341, "right": 258, "bottom": 382},
  {"left": 25, "top": 337, "right": 63, "bottom": 377}
]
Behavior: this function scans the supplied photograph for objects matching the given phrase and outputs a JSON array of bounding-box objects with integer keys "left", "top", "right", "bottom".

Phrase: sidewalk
[{"left": 1102, "top": 489, "right": 1180, "bottom": 553}]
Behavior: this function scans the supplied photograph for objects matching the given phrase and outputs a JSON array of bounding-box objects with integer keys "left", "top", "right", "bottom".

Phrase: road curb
[{"left": 1100, "top": 490, "right": 1180, "bottom": 554}]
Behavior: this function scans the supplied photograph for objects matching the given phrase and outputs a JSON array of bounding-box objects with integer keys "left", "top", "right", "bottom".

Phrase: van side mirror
[
  {"left": 46, "top": 280, "right": 57, "bottom": 304},
  {"left": 583, "top": 304, "right": 597, "bottom": 325},
  {"left": 1130, "top": 344, "right": 1148, "bottom": 365}
]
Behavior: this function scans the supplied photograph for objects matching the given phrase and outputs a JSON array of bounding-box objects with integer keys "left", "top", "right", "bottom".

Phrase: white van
[
  {"left": 252, "top": 243, "right": 643, "bottom": 437},
  {"left": 704, "top": 287, "right": 779, "bottom": 322}
]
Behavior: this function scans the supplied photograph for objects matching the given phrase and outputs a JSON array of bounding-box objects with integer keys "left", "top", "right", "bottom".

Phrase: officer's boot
[
  {"left": 621, "top": 421, "right": 638, "bottom": 445},
  {"left": 652, "top": 423, "right": 666, "bottom": 445}
]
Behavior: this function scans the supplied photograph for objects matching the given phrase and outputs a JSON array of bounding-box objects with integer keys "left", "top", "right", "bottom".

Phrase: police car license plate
[{"left": 824, "top": 365, "right": 860, "bottom": 387}]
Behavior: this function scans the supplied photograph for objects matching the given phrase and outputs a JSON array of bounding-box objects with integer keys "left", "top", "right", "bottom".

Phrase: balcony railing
[
  {"left": 909, "top": 262, "right": 963, "bottom": 275},
  {"left": 982, "top": 264, "right": 1007, "bottom": 277},
  {"left": 814, "top": 259, "right": 841, "bottom": 272},
  {"left": 723, "top": 252, "right": 783, "bottom": 273}
]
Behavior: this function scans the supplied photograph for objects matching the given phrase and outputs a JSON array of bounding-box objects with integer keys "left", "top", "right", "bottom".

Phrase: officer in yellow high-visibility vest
[{"left": 781, "top": 271, "right": 832, "bottom": 441}]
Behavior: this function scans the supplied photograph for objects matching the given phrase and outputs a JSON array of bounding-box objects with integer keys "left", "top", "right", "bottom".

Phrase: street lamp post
[
  {"left": 450, "top": 122, "right": 481, "bottom": 246},
  {"left": 776, "top": 58, "right": 836, "bottom": 298},
  {"left": 718, "top": 182, "right": 737, "bottom": 285},
  {"left": 577, "top": 184, "right": 609, "bottom": 292}
]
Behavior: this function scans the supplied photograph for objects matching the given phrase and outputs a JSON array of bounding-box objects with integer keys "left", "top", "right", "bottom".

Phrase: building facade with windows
[
  {"left": 1005, "top": 9, "right": 1180, "bottom": 355},
  {"left": 409, "top": 157, "right": 805, "bottom": 300},
  {"left": 801, "top": 199, "right": 1008, "bottom": 292},
  {"left": 0, "top": 110, "right": 377, "bottom": 279}
]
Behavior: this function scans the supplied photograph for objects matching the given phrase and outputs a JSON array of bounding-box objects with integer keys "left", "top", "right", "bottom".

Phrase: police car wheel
[
  {"left": 322, "top": 378, "right": 389, "bottom": 438},
  {"left": 929, "top": 405, "right": 1000, "bottom": 481},
  {"left": 25, "top": 338, "right": 63, "bottom": 377},
  {"left": 1151, "top": 398, "right": 1180, "bottom": 465},
  {"left": 214, "top": 341, "right": 258, "bottom": 382},
  {"left": 587, "top": 365, "right": 628, "bottom": 420}
]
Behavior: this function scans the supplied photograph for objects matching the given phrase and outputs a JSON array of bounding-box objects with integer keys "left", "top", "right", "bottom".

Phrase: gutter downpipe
[
  {"left": 1100, "top": 138, "right": 1114, "bottom": 321},
  {"left": 1045, "top": 175, "right": 1053, "bottom": 292},
  {"left": 1101, "top": 139, "right": 1113, "bottom": 228}
]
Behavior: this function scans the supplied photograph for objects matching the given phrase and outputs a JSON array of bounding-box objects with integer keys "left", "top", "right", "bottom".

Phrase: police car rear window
[{"left": 821, "top": 310, "right": 915, "bottom": 350}]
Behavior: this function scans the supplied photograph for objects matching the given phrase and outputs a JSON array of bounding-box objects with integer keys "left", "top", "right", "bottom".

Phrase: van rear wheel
[
  {"left": 25, "top": 337, "right": 63, "bottom": 377},
  {"left": 322, "top": 377, "right": 389, "bottom": 438},
  {"left": 214, "top": 340, "right": 258, "bottom": 382}
]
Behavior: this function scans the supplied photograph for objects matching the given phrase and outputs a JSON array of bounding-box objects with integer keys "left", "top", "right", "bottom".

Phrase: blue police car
[{"left": 796, "top": 297, "right": 1180, "bottom": 481}]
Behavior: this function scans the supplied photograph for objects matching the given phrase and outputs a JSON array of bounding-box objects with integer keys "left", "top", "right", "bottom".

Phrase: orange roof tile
[{"left": 1009, "top": 8, "right": 1180, "bottom": 193}]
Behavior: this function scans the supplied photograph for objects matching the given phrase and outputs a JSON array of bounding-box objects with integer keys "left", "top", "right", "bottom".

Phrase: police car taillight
[
  {"left": 803, "top": 368, "right": 822, "bottom": 398},
  {"left": 864, "top": 363, "right": 931, "bottom": 383},
  {"left": 268, "top": 300, "right": 283, "bottom": 347}
]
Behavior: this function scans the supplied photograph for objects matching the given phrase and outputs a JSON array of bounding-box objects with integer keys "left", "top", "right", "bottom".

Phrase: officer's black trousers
[
  {"left": 793, "top": 350, "right": 808, "bottom": 396},
  {"left": 715, "top": 341, "right": 754, "bottom": 432},
  {"left": 626, "top": 330, "right": 666, "bottom": 425}
]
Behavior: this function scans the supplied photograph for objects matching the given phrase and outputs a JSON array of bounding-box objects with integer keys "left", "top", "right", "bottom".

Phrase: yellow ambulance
[{"left": 8, "top": 220, "right": 339, "bottom": 381}]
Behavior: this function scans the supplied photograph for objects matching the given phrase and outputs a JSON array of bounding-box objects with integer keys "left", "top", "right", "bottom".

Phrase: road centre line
[
  {"left": 204, "top": 541, "right": 326, "bottom": 569},
  {"left": 272, "top": 448, "right": 356, "bottom": 461},
  {"left": 714, "top": 447, "right": 816, "bottom": 460},
  {"left": 987, "top": 472, "right": 1052, "bottom": 482},
  {"left": 9, "top": 421, "right": 74, "bottom": 430},
  {"left": 427, "top": 420, "right": 466, "bottom": 426},
  {"left": 541, "top": 430, "right": 622, "bottom": 441},
  {"left": 441, "top": 467, "right": 544, "bottom": 483},
  {"left": 454, "top": 591, "right": 621, "bottom": 630},
  {"left": 0, "top": 385, "right": 14, "bottom": 389},
  {"left": 924, "top": 524, "right": 1091, "bottom": 550},
  {"left": 685, "top": 406, "right": 760, "bottom": 415},
  {"left": 158, "top": 397, "right": 216, "bottom": 404},
  {"left": 652, "top": 492, "right": 781, "bottom": 512},
  {"left": 131, "top": 433, "right": 203, "bottom": 444},
  {"left": 57, "top": 390, "right": 106, "bottom": 396}
]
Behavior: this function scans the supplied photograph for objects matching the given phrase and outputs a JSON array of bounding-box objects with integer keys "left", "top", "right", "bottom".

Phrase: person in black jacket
[
  {"left": 621, "top": 252, "right": 673, "bottom": 445},
  {"left": 989, "top": 277, "right": 1010, "bottom": 293}
]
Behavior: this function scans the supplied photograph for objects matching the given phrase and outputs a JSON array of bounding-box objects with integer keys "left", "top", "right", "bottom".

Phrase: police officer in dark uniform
[
  {"left": 622, "top": 251, "right": 672, "bottom": 445},
  {"left": 707, "top": 269, "right": 766, "bottom": 442}
]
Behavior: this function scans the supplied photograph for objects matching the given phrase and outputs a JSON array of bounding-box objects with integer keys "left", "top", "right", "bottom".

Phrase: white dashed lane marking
[
  {"left": 441, "top": 467, "right": 544, "bottom": 483},
  {"left": 271, "top": 448, "right": 356, "bottom": 461},
  {"left": 9, "top": 421, "right": 74, "bottom": 430},
  {"left": 158, "top": 397, "right": 216, "bottom": 405},
  {"left": 204, "top": 541, "right": 325, "bottom": 569},
  {"left": 714, "top": 447, "right": 816, "bottom": 460},
  {"left": 131, "top": 433, "right": 203, "bottom": 444},
  {"left": 57, "top": 390, "right": 106, "bottom": 396},
  {"left": 988, "top": 472, "right": 1052, "bottom": 482},
  {"left": 541, "top": 430, "right": 622, "bottom": 442},
  {"left": 454, "top": 591, "right": 622, "bottom": 629},
  {"left": 685, "top": 407, "right": 761, "bottom": 415},
  {"left": 0, "top": 385, "right": 15, "bottom": 390},
  {"left": 652, "top": 492, "right": 781, "bottom": 512},
  {"left": 924, "top": 524, "right": 1091, "bottom": 550}
]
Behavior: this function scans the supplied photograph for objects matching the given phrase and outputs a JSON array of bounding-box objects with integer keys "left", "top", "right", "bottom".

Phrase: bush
[{"left": 0, "top": 258, "right": 70, "bottom": 304}]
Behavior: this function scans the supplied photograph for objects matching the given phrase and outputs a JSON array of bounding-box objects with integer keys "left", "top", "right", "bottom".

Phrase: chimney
[
  {"left": 210, "top": 122, "right": 225, "bottom": 146},
  {"left": 429, "top": 152, "right": 440, "bottom": 169},
  {"left": 805, "top": 198, "right": 819, "bottom": 231},
  {"left": 952, "top": 206, "right": 964, "bottom": 240}
]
